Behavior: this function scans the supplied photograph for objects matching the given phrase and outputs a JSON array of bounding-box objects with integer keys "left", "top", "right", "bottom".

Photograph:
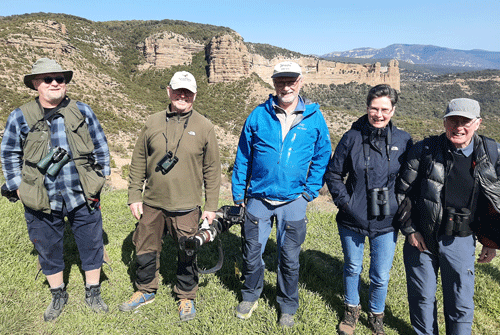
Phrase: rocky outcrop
[
  {"left": 135, "top": 31, "right": 400, "bottom": 89},
  {"left": 137, "top": 32, "right": 204, "bottom": 70},
  {"left": 206, "top": 35, "right": 400, "bottom": 90},
  {"left": 5, "top": 21, "right": 75, "bottom": 55},
  {"left": 206, "top": 34, "right": 251, "bottom": 83},
  {"left": 247, "top": 54, "right": 399, "bottom": 90}
]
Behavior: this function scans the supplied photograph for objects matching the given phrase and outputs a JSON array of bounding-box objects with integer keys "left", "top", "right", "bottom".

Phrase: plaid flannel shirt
[{"left": 1, "top": 100, "right": 110, "bottom": 212}]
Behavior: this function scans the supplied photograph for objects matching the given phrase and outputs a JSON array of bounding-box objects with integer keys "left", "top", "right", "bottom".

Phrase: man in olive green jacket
[{"left": 120, "top": 71, "right": 221, "bottom": 321}]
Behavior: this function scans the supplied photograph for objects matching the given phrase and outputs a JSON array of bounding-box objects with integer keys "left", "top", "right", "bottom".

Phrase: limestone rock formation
[
  {"left": 205, "top": 34, "right": 400, "bottom": 90},
  {"left": 206, "top": 34, "right": 251, "bottom": 83},
  {"left": 137, "top": 32, "right": 204, "bottom": 70}
]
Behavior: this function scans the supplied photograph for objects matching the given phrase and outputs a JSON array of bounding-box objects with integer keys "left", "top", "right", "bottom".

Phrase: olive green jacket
[
  {"left": 19, "top": 98, "right": 105, "bottom": 213},
  {"left": 128, "top": 107, "right": 221, "bottom": 212}
]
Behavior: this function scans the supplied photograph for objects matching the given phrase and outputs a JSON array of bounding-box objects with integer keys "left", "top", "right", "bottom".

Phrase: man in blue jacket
[{"left": 232, "top": 61, "right": 331, "bottom": 327}]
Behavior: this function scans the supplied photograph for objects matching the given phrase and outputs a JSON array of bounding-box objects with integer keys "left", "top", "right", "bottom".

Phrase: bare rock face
[
  {"left": 6, "top": 21, "right": 75, "bottom": 55},
  {"left": 137, "top": 32, "right": 204, "bottom": 70},
  {"left": 205, "top": 34, "right": 400, "bottom": 90},
  {"left": 206, "top": 34, "right": 251, "bottom": 83}
]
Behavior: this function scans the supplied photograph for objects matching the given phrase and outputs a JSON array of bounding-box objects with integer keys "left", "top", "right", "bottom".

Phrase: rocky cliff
[
  {"left": 207, "top": 35, "right": 400, "bottom": 90},
  {"left": 205, "top": 34, "right": 251, "bottom": 83},
  {"left": 136, "top": 32, "right": 205, "bottom": 70},
  {"left": 141, "top": 33, "right": 400, "bottom": 90}
]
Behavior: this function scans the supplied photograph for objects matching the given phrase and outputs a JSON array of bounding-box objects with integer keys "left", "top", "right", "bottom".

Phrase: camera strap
[
  {"left": 195, "top": 236, "right": 224, "bottom": 275},
  {"left": 362, "top": 128, "right": 392, "bottom": 191}
]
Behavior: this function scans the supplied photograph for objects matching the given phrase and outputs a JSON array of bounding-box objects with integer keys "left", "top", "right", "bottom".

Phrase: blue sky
[{"left": 1, "top": 0, "right": 499, "bottom": 55}]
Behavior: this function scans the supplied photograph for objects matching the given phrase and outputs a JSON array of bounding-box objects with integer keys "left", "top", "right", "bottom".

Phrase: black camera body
[
  {"left": 368, "top": 187, "right": 391, "bottom": 217},
  {"left": 157, "top": 150, "right": 179, "bottom": 175},
  {"left": 444, "top": 208, "right": 472, "bottom": 237},
  {"left": 179, "top": 206, "right": 245, "bottom": 256}
]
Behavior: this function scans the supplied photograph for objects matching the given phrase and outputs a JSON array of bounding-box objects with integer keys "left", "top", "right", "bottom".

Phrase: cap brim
[
  {"left": 170, "top": 83, "right": 197, "bottom": 93},
  {"left": 443, "top": 111, "right": 477, "bottom": 119},
  {"left": 271, "top": 72, "right": 301, "bottom": 78}
]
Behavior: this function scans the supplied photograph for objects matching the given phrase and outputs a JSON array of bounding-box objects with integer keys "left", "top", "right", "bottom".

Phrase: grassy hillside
[{"left": 1, "top": 189, "right": 500, "bottom": 334}]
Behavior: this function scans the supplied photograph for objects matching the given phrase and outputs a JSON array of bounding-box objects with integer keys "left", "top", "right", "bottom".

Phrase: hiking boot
[
  {"left": 85, "top": 284, "right": 109, "bottom": 313},
  {"left": 338, "top": 304, "right": 361, "bottom": 335},
  {"left": 368, "top": 312, "right": 386, "bottom": 335},
  {"left": 279, "top": 313, "right": 295, "bottom": 327},
  {"left": 236, "top": 300, "right": 258, "bottom": 320},
  {"left": 178, "top": 299, "right": 196, "bottom": 321},
  {"left": 118, "top": 291, "right": 155, "bottom": 312},
  {"left": 44, "top": 287, "right": 69, "bottom": 322}
]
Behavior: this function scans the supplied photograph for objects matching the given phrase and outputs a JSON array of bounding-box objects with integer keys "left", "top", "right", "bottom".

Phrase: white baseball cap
[
  {"left": 169, "top": 71, "right": 197, "bottom": 93},
  {"left": 271, "top": 61, "right": 302, "bottom": 78}
]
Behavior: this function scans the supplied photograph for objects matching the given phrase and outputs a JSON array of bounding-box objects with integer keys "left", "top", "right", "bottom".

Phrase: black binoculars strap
[{"left": 163, "top": 114, "right": 190, "bottom": 157}]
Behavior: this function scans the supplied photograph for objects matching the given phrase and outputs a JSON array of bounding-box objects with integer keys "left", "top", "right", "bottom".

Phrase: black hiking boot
[
  {"left": 85, "top": 284, "right": 109, "bottom": 313},
  {"left": 44, "top": 287, "right": 69, "bottom": 321}
]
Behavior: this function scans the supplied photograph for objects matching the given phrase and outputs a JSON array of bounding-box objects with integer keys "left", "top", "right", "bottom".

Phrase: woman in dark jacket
[{"left": 325, "top": 84, "right": 412, "bottom": 335}]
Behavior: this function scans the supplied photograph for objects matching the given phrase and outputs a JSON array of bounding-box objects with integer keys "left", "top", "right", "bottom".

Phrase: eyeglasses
[
  {"left": 368, "top": 107, "right": 393, "bottom": 116},
  {"left": 445, "top": 117, "right": 479, "bottom": 128},
  {"left": 42, "top": 76, "right": 65, "bottom": 84},
  {"left": 273, "top": 78, "right": 300, "bottom": 88}
]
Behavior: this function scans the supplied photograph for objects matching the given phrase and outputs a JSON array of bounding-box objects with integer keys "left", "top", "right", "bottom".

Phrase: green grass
[{"left": 1, "top": 190, "right": 500, "bottom": 334}]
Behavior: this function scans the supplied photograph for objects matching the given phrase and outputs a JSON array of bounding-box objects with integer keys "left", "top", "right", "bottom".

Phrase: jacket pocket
[
  {"left": 23, "top": 130, "right": 49, "bottom": 164},
  {"left": 19, "top": 167, "right": 50, "bottom": 212},
  {"left": 67, "top": 119, "right": 94, "bottom": 156},
  {"left": 77, "top": 164, "right": 106, "bottom": 198}
]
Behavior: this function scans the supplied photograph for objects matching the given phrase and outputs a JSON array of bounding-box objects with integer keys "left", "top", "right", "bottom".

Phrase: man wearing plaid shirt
[{"left": 1, "top": 58, "right": 110, "bottom": 321}]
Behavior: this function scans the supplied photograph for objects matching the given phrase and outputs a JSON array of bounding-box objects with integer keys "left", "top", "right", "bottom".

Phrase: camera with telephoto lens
[
  {"left": 179, "top": 205, "right": 245, "bottom": 256},
  {"left": 157, "top": 150, "right": 179, "bottom": 175},
  {"left": 444, "top": 208, "right": 471, "bottom": 237},
  {"left": 368, "top": 187, "right": 391, "bottom": 217},
  {"left": 37, "top": 146, "right": 70, "bottom": 176}
]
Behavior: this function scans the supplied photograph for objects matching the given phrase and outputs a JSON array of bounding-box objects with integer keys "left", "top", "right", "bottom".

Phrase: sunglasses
[{"left": 42, "top": 76, "right": 65, "bottom": 84}]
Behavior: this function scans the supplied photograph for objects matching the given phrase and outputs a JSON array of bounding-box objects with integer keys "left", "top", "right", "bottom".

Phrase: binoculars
[
  {"left": 157, "top": 150, "right": 179, "bottom": 175},
  {"left": 444, "top": 208, "right": 472, "bottom": 237},
  {"left": 37, "top": 147, "right": 71, "bottom": 176},
  {"left": 368, "top": 187, "right": 391, "bottom": 217}
]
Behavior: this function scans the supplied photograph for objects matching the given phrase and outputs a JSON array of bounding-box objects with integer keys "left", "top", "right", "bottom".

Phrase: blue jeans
[
  {"left": 404, "top": 234, "right": 475, "bottom": 335},
  {"left": 338, "top": 224, "right": 397, "bottom": 313},
  {"left": 241, "top": 197, "right": 308, "bottom": 315}
]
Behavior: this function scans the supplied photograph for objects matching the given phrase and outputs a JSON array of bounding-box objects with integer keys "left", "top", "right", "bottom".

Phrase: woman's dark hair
[{"left": 366, "top": 84, "right": 398, "bottom": 107}]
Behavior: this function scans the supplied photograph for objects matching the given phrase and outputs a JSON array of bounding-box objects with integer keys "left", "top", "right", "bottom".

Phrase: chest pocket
[
  {"left": 23, "top": 129, "right": 50, "bottom": 164},
  {"left": 66, "top": 118, "right": 94, "bottom": 156}
]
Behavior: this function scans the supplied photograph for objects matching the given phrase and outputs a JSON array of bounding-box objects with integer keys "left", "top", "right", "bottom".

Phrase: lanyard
[{"left": 163, "top": 113, "right": 190, "bottom": 156}]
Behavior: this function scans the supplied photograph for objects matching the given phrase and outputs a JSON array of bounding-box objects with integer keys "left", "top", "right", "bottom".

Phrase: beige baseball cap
[{"left": 169, "top": 71, "right": 197, "bottom": 93}]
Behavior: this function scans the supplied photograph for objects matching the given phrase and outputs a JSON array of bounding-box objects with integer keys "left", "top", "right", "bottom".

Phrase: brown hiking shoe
[
  {"left": 368, "top": 312, "right": 386, "bottom": 335},
  {"left": 338, "top": 304, "right": 361, "bottom": 335}
]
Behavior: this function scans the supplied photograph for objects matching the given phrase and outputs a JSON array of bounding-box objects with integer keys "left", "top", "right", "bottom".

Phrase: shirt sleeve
[
  {"left": 303, "top": 112, "right": 332, "bottom": 201},
  {"left": 202, "top": 126, "right": 221, "bottom": 212},
  {"left": 231, "top": 118, "right": 253, "bottom": 204},
  {"left": 0, "top": 109, "right": 29, "bottom": 190}
]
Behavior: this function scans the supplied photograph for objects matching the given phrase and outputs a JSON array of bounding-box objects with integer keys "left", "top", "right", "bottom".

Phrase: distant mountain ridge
[{"left": 322, "top": 44, "right": 500, "bottom": 70}]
